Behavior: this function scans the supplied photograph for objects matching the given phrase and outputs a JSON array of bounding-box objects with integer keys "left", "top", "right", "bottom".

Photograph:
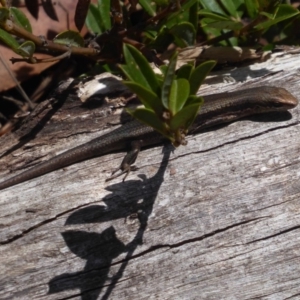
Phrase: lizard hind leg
[{"left": 105, "top": 140, "right": 141, "bottom": 182}]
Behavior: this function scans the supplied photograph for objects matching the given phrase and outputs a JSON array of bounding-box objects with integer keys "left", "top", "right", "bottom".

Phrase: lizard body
[{"left": 0, "top": 86, "right": 297, "bottom": 190}]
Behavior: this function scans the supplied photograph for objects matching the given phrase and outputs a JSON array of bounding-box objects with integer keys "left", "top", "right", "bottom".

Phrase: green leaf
[
  {"left": 128, "top": 108, "right": 170, "bottom": 139},
  {"left": 139, "top": 0, "right": 156, "bottom": 17},
  {"left": 274, "top": 4, "right": 298, "bottom": 19},
  {"left": 170, "top": 102, "right": 202, "bottom": 131},
  {"left": 244, "top": 0, "right": 259, "bottom": 19},
  {"left": 200, "top": 10, "right": 243, "bottom": 31},
  {"left": 97, "top": 0, "right": 111, "bottom": 31},
  {"left": 176, "top": 63, "right": 193, "bottom": 80},
  {"left": 0, "top": 7, "right": 9, "bottom": 22},
  {"left": 86, "top": 3, "right": 101, "bottom": 33},
  {"left": 184, "top": 95, "right": 204, "bottom": 107},
  {"left": 198, "top": 10, "right": 230, "bottom": 21},
  {"left": 170, "top": 22, "right": 196, "bottom": 47},
  {"left": 159, "top": 65, "right": 168, "bottom": 76},
  {"left": 9, "top": 7, "right": 32, "bottom": 32},
  {"left": 16, "top": 40, "right": 35, "bottom": 57},
  {"left": 0, "top": 27, "right": 19, "bottom": 50},
  {"left": 190, "top": 60, "right": 216, "bottom": 95},
  {"left": 219, "top": 0, "right": 244, "bottom": 18},
  {"left": 143, "top": 29, "right": 157, "bottom": 41},
  {"left": 163, "top": 0, "right": 198, "bottom": 26},
  {"left": 255, "top": 4, "right": 299, "bottom": 30},
  {"left": 203, "top": 19, "right": 243, "bottom": 30},
  {"left": 198, "top": 0, "right": 226, "bottom": 15},
  {"left": 122, "top": 81, "right": 164, "bottom": 115},
  {"left": 169, "top": 78, "right": 190, "bottom": 115},
  {"left": 156, "top": 77, "right": 164, "bottom": 88},
  {"left": 53, "top": 30, "right": 84, "bottom": 47},
  {"left": 121, "top": 44, "right": 160, "bottom": 94},
  {"left": 260, "top": 11, "right": 274, "bottom": 19},
  {"left": 161, "top": 51, "right": 177, "bottom": 109}
]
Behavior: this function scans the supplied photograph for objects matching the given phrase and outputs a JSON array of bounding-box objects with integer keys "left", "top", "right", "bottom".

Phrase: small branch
[
  {"left": 10, "top": 49, "right": 72, "bottom": 64},
  {"left": 2, "top": 20, "right": 99, "bottom": 57}
]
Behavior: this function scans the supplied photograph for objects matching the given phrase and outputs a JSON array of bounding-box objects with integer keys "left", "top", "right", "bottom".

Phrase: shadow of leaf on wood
[{"left": 48, "top": 227, "right": 126, "bottom": 300}]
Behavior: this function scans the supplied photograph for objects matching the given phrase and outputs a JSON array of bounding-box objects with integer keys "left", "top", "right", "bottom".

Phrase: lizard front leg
[{"left": 106, "top": 140, "right": 141, "bottom": 182}]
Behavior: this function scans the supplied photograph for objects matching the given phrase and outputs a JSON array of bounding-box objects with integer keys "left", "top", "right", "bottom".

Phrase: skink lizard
[{"left": 0, "top": 86, "right": 297, "bottom": 190}]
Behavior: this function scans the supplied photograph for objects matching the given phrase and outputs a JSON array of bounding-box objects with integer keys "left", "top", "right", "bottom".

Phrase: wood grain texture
[{"left": 1, "top": 49, "right": 300, "bottom": 300}]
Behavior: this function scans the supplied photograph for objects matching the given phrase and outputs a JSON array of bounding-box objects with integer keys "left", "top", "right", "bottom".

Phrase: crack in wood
[{"left": 246, "top": 225, "right": 300, "bottom": 244}]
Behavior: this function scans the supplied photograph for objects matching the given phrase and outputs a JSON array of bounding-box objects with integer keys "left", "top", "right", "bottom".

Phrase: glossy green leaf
[
  {"left": 121, "top": 44, "right": 160, "bottom": 94},
  {"left": 190, "top": 60, "right": 216, "bottom": 95},
  {"left": 0, "top": 7, "right": 9, "bottom": 22},
  {"left": 122, "top": 81, "right": 164, "bottom": 115},
  {"left": 118, "top": 65, "right": 131, "bottom": 79},
  {"left": 184, "top": 95, "right": 204, "bottom": 107},
  {"left": 176, "top": 64, "right": 193, "bottom": 80},
  {"left": 0, "top": 28, "right": 19, "bottom": 50},
  {"left": 276, "top": 4, "right": 299, "bottom": 19},
  {"left": 16, "top": 40, "right": 35, "bottom": 57},
  {"left": 139, "top": 0, "right": 156, "bottom": 17},
  {"left": 204, "top": 20, "right": 243, "bottom": 30},
  {"left": 260, "top": 11, "right": 274, "bottom": 19},
  {"left": 128, "top": 108, "right": 170, "bottom": 139},
  {"left": 157, "top": 78, "right": 164, "bottom": 90},
  {"left": 198, "top": 0, "right": 226, "bottom": 15},
  {"left": 255, "top": 4, "right": 299, "bottom": 30},
  {"left": 161, "top": 51, "right": 177, "bottom": 109},
  {"left": 272, "top": 4, "right": 298, "bottom": 20},
  {"left": 163, "top": 0, "right": 198, "bottom": 25},
  {"left": 97, "top": 0, "right": 111, "bottom": 31},
  {"left": 244, "top": 0, "right": 259, "bottom": 19},
  {"left": 143, "top": 28, "right": 157, "bottom": 41},
  {"left": 198, "top": 10, "right": 230, "bottom": 21},
  {"left": 10, "top": 7, "right": 32, "bottom": 32},
  {"left": 159, "top": 65, "right": 168, "bottom": 76},
  {"left": 170, "top": 22, "right": 195, "bottom": 47},
  {"left": 170, "top": 103, "right": 202, "bottom": 131},
  {"left": 169, "top": 78, "right": 190, "bottom": 115},
  {"left": 219, "top": 0, "right": 244, "bottom": 18},
  {"left": 53, "top": 30, "right": 84, "bottom": 47},
  {"left": 86, "top": 4, "right": 101, "bottom": 33}
]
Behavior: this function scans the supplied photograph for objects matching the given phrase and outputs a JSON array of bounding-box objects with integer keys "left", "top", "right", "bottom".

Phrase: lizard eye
[{"left": 272, "top": 101, "right": 283, "bottom": 108}]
